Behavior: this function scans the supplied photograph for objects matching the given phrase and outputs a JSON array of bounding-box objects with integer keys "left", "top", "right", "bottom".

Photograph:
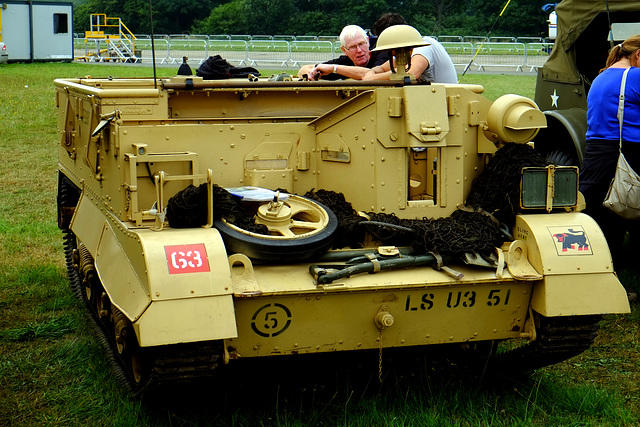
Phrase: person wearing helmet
[
  {"left": 363, "top": 21, "right": 458, "bottom": 83},
  {"left": 297, "top": 25, "right": 388, "bottom": 80}
]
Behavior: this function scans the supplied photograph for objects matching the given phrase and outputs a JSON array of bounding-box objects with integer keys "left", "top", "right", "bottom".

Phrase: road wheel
[{"left": 113, "top": 307, "right": 147, "bottom": 386}]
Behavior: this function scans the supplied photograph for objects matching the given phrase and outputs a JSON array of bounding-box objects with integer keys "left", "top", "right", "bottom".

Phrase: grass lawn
[{"left": 0, "top": 62, "right": 638, "bottom": 426}]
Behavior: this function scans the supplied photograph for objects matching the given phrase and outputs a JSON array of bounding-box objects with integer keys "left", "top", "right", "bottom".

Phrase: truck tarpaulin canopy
[{"left": 542, "top": 0, "right": 640, "bottom": 85}]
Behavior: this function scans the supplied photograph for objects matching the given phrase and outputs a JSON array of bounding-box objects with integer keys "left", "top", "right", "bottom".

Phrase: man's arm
[
  {"left": 298, "top": 59, "right": 343, "bottom": 80},
  {"left": 314, "top": 63, "right": 372, "bottom": 80},
  {"left": 297, "top": 64, "right": 315, "bottom": 79}
]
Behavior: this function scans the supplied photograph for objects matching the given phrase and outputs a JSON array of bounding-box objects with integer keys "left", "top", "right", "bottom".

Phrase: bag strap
[{"left": 618, "top": 67, "right": 631, "bottom": 150}]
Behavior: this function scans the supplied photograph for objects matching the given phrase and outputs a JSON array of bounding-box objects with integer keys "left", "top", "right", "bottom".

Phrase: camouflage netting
[
  {"left": 303, "top": 190, "right": 504, "bottom": 263},
  {"left": 165, "top": 143, "right": 549, "bottom": 263},
  {"left": 465, "top": 142, "right": 548, "bottom": 227},
  {"left": 304, "top": 143, "right": 549, "bottom": 261},
  {"left": 166, "top": 183, "right": 268, "bottom": 234}
]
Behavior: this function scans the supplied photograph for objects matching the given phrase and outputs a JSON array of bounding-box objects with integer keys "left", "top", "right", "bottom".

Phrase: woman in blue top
[{"left": 580, "top": 35, "right": 640, "bottom": 270}]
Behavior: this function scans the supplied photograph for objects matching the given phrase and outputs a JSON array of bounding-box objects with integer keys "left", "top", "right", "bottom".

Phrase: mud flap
[
  {"left": 133, "top": 295, "right": 237, "bottom": 347},
  {"left": 531, "top": 273, "right": 630, "bottom": 316}
]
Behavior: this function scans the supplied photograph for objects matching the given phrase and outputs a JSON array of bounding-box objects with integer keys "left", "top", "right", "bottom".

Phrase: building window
[{"left": 53, "top": 13, "right": 69, "bottom": 34}]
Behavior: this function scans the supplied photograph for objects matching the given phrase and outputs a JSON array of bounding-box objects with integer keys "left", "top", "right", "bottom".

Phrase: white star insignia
[{"left": 550, "top": 89, "right": 559, "bottom": 108}]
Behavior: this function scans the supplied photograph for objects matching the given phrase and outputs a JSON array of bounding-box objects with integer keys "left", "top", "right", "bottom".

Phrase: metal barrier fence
[
  {"left": 73, "top": 36, "right": 553, "bottom": 73},
  {"left": 470, "top": 42, "right": 527, "bottom": 71},
  {"left": 74, "top": 33, "right": 545, "bottom": 43},
  {"left": 289, "top": 40, "right": 334, "bottom": 67},
  {"left": 247, "top": 39, "right": 291, "bottom": 67}
]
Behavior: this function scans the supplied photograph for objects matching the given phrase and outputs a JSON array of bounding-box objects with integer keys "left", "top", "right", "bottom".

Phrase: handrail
[
  {"left": 85, "top": 13, "right": 137, "bottom": 54},
  {"left": 119, "top": 20, "right": 137, "bottom": 45}
]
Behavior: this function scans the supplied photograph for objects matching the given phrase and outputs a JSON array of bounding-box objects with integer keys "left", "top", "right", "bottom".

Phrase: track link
[{"left": 486, "top": 312, "right": 601, "bottom": 372}]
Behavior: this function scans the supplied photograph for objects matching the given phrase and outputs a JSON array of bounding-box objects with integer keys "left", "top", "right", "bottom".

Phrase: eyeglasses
[{"left": 345, "top": 40, "right": 369, "bottom": 52}]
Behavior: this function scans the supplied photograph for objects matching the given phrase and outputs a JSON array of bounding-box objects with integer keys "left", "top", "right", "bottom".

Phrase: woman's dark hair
[{"left": 373, "top": 13, "right": 407, "bottom": 36}]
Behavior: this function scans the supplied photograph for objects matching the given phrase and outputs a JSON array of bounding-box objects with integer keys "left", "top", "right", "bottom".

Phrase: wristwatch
[{"left": 333, "top": 65, "right": 338, "bottom": 74}]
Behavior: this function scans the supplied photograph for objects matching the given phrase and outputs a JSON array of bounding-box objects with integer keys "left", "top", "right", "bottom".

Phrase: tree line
[{"left": 71, "top": 0, "right": 551, "bottom": 39}]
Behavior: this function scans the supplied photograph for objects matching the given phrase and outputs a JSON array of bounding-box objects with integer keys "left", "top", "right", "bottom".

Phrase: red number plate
[{"left": 164, "top": 244, "right": 210, "bottom": 274}]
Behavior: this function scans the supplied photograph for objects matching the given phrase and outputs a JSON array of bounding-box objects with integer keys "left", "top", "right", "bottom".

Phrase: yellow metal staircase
[{"left": 76, "top": 14, "right": 139, "bottom": 62}]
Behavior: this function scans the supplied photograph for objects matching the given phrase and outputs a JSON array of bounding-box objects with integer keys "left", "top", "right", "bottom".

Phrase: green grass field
[{"left": 0, "top": 62, "right": 638, "bottom": 426}]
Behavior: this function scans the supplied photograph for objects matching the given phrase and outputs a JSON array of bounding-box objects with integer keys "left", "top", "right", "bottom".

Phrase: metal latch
[{"left": 420, "top": 121, "right": 442, "bottom": 135}]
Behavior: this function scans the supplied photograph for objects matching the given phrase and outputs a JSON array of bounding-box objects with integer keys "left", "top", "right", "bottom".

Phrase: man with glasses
[{"left": 298, "top": 25, "right": 388, "bottom": 80}]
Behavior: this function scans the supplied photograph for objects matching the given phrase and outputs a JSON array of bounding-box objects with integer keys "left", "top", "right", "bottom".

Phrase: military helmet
[{"left": 371, "top": 25, "right": 430, "bottom": 51}]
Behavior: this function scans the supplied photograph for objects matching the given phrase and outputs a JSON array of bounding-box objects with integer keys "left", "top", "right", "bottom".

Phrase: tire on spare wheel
[{"left": 214, "top": 195, "right": 338, "bottom": 262}]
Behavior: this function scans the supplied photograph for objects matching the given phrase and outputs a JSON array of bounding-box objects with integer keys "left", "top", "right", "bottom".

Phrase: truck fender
[
  {"left": 133, "top": 227, "right": 239, "bottom": 346},
  {"left": 71, "top": 192, "right": 238, "bottom": 346},
  {"left": 533, "top": 108, "right": 587, "bottom": 166},
  {"left": 514, "top": 213, "right": 630, "bottom": 316}
]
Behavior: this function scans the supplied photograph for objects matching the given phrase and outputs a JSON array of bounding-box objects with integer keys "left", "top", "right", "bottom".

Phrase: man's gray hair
[{"left": 339, "top": 25, "right": 368, "bottom": 48}]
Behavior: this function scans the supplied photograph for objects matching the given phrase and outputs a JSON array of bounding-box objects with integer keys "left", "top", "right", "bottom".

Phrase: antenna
[
  {"left": 462, "top": 0, "right": 513, "bottom": 77},
  {"left": 148, "top": 0, "right": 157, "bottom": 88}
]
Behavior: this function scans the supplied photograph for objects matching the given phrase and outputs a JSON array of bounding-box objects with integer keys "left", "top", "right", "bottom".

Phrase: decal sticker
[
  {"left": 251, "top": 303, "right": 292, "bottom": 337},
  {"left": 550, "top": 89, "right": 559, "bottom": 108},
  {"left": 164, "top": 243, "right": 210, "bottom": 274},
  {"left": 549, "top": 226, "right": 593, "bottom": 255}
]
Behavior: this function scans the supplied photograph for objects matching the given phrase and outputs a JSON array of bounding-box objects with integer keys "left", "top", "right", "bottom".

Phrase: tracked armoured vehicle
[{"left": 56, "top": 32, "right": 630, "bottom": 395}]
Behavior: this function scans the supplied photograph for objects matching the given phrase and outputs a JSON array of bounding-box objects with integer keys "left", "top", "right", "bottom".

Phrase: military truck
[
  {"left": 534, "top": 0, "right": 640, "bottom": 165},
  {"left": 56, "top": 28, "right": 630, "bottom": 395}
]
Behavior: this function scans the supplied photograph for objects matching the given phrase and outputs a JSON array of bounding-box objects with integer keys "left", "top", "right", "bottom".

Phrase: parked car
[{"left": 0, "top": 42, "right": 8, "bottom": 63}]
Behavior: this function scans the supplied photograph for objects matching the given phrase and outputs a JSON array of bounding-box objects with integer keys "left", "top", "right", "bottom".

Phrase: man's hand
[{"left": 309, "top": 63, "right": 337, "bottom": 80}]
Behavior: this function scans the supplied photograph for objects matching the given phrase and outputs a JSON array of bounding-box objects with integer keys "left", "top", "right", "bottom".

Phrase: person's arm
[
  {"left": 407, "top": 54, "right": 429, "bottom": 80},
  {"left": 298, "top": 64, "right": 315, "bottom": 79},
  {"left": 362, "top": 63, "right": 392, "bottom": 81},
  {"left": 299, "top": 59, "right": 341, "bottom": 80},
  {"left": 314, "top": 63, "right": 372, "bottom": 80}
]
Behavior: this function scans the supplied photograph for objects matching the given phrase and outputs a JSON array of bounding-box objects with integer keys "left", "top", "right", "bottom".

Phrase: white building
[{"left": 0, "top": 1, "right": 73, "bottom": 62}]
